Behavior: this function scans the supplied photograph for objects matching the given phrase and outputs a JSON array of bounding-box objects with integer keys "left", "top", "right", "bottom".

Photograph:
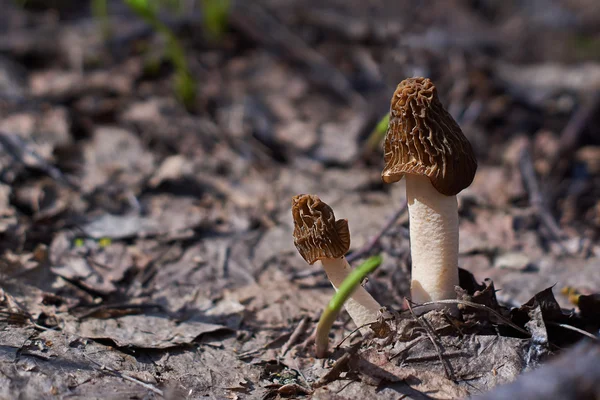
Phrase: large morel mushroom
[{"left": 382, "top": 77, "right": 477, "bottom": 309}]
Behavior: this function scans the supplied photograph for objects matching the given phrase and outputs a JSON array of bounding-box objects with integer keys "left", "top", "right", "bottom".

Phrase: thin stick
[
  {"left": 312, "top": 352, "right": 351, "bottom": 388},
  {"left": 230, "top": 2, "right": 364, "bottom": 106},
  {"left": 546, "top": 322, "right": 599, "bottom": 341},
  {"left": 402, "top": 299, "right": 531, "bottom": 336},
  {"left": 346, "top": 201, "right": 407, "bottom": 263},
  {"left": 333, "top": 304, "right": 395, "bottom": 349},
  {"left": 334, "top": 323, "right": 367, "bottom": 349},
  {"left": 551, "top": 92, "right": 600, "bottom": 180},
  {"left": 81, "top": 353, "right": 163, "bottom": 396},
  {"left": 406, "top": 300, "right": 453, "bottom": 381},
  {"left": 519, "top": 145, "right": 569, "bottom": 254},
  {"left": 281, "top": 316, "right": 310, "bottom": 356},
  {"left": 0, "top": 131, "right": 79, "bottom": 190},
  {"left": 388, "top": 336, "right": 427, "bottom": 361},
  {"left": 336, "top": 297, "right": 530, "bottom": 349}
]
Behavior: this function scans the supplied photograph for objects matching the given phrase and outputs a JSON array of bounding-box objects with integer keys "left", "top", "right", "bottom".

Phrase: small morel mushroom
[
  {"left": 382, "top": 77, "right": 477, "bottom": 309},
  {"left": 291, "top": 194, "right": 382, "bottom": 333}
]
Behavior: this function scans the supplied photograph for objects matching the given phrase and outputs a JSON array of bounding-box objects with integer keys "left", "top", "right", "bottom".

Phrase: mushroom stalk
[
  {"left": 407, "top": 174, "right": 459, "bottom": 305},
  {"left": 321, "top": 256, "right": 382, "bottom": 333},
  {"left": 381, "top": 77, "right": 477, "bottom": 313}
]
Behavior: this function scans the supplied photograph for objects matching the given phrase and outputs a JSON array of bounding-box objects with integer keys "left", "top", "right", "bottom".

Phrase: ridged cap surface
[
  {"left": 291, "top": 194, "right": 350, "bottom": 264},
  {"left": 382, "top": 77, "right": 477, "bottom": 196}
]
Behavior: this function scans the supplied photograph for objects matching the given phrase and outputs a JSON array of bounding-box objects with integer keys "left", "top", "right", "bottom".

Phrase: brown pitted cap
[
  {"left": 291, "top": 194, "right": 350, "bottom": 265},
  {"left": 381, "top": 77, "right": 477, "bottom": 196}
]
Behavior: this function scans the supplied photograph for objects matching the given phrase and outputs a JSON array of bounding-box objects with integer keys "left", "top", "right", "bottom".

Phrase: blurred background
[{"left": 1, "top": 0, "right": 600, "bottom": 396}]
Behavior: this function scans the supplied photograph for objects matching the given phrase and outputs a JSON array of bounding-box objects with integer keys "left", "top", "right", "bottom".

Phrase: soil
[{"left": 0, "top": 0, "right": 599, "bottom": 399}]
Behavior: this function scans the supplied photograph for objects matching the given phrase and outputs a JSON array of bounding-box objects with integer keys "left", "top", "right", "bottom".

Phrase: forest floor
[{"left": 0, "top": 0, "right": 599, "bottom": 398}]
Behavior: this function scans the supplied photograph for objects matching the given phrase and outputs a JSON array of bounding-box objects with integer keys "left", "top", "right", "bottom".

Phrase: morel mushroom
[
  {"left": 381, "top": 77, "right": 477, "bottom": 309},
  {"left": 291, "top": 194, "right": 382, "bottom": 332}
]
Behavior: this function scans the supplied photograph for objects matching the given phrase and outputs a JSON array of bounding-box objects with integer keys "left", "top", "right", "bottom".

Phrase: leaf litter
[{"left": 1, "top": 0, "right": 600, "bottom": 399}]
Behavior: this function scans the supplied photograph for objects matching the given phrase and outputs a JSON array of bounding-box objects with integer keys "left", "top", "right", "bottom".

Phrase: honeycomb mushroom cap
[
  {"left": 291, "top": 194, "right": 350, "bottom": 265},
  {"left": 381, "top": 77, "right": 477, "bottom": 196}
]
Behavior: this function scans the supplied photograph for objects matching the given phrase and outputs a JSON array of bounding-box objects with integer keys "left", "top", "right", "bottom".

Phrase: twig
[
  {"left": 406, "top": 300, "right": 454, "bottom": 381},
  {"left": 333, "top": 307, "right": 393, "bottom": 350},
  {"left": 408, "top": 299, "right": 531, "bottom": 336},
  {"left": 336, "top": 379, "right": 360, "bottom": 394},
  {"left": 281, "top": 316, "right": 311, "bottom": 356},
  {"left": 551, "top": 92, "right": 600, "bottom": 179},
  {"left": 346, "top": 201, "right": 408, "bottom": 263},
  {"left": 518, "top": 145, "right": 570, "bottom": 254},
  {"left": 74, "top": 303, "right": 165, "bottom": 320},
  {"left": 404, "top": 350, "right": 466, "bottom": 363},
  {"left": 334, "top": 322, "right": 368, "bottom": 349},
  {"left": 0, "top": 310, "right": 30, "bottom": 325},
  {"left": 442, "top": 311, "right": 464, "bottom": 337},
  {"left": 546, "top": 92, "right": 600, "bottom": 227},
  {"left": 388, "top": 336, "right": 427, "bottom": 361},
  {"left": 229, "top": 2, "right": 365, "bottom": 107},
  {"left": 376, "top": 300, "right": 529, "bottom": 336},
  {"left": 277, "top": 383, "right": 311, "bottom": 396},
  {"left": 312, "top": 352, "right": 351, "bottom": 388},
  {"left": 219, "top": 241, "right": 231, "bottom": 279},
  {"left": 546, "top": 321, "right": 598, "bottom": 341},
  {"left": 81, "top": 353, "right": 163, "bottom": 396},
  {"left": 0, "top": 131, "right": 78, "bottom": 190}
]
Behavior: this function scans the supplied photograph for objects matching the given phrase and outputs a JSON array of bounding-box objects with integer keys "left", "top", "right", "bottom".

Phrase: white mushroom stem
[
  {"left": 406, "top": 174, "right": 459, "bottom": 310},
  {"left": 321, "top": 257, "right": 382, "bottom": 334}
]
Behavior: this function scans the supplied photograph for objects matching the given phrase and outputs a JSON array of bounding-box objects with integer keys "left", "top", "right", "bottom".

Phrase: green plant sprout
[
  {"left": 124, "top": 0, "right": 196, "bottom": 108},
  {"left": 200, "top": 0, "right": 230, "bottom": 41},
  {"left": 88, "top": 0, "right": 231, "bottom": 108},
  {"left": 315, "top": 255, "right": 383, "bottom": 358},
  {"left": 365, "top": 113, "right": 389, "bottom": 153},
  {"left": 91, "top": 0, "right": 111, "bottom": 39}
]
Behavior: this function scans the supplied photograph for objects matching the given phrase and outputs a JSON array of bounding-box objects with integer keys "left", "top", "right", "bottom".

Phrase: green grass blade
[
  {"left": 315, "top": 255, "right": 383, "bottom": 357},
  {"left": 200, "top": 0, "right": 230, "bottom": 40},
  {"left": 91, "top": 0, "right": 111, "bottom": 40},
  {"left": 123, "top": 0, "right": 196, "bottom": 108},
  {"left": 365, "top": 113, "right": 389, "bottom": 152}
]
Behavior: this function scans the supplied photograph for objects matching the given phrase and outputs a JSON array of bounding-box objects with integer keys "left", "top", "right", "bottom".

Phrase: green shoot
[
  {"left": 315, "top": 255, "right": 383, "bottom": 358},
  {"left": 365, "top": 113, "right": 389, "bottom": 153},
  {"left": 91, "top": 0, "right": 111, "bottom": 40},
  {"left": 124, "top": 0, "right": 196, "bottom": 108},
  {"left": 200, "top": 0, "right": 230, "bottom": 41},
  {"left": 89, "top": 0, "right": 232, "bottom": 108}
]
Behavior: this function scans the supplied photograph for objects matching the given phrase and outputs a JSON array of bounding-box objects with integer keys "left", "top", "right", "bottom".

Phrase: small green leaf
[
  {"left": 98, "top": 237, "right": 112, "bottom": 248},
  {"left": 328, "top": 255, "right": 383, "bottom": 311},
  {"left": 365, "top": 113, "right": 389, "bottom": 152},
  {"left": 201, "top": 0, "right": 231, "bottom": 40},
  {"left": 315, "top": 255, "right": 383, "bottom": 357},
  {"left": 123, "top": 0, "right": 197, "bottom": 109}
]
